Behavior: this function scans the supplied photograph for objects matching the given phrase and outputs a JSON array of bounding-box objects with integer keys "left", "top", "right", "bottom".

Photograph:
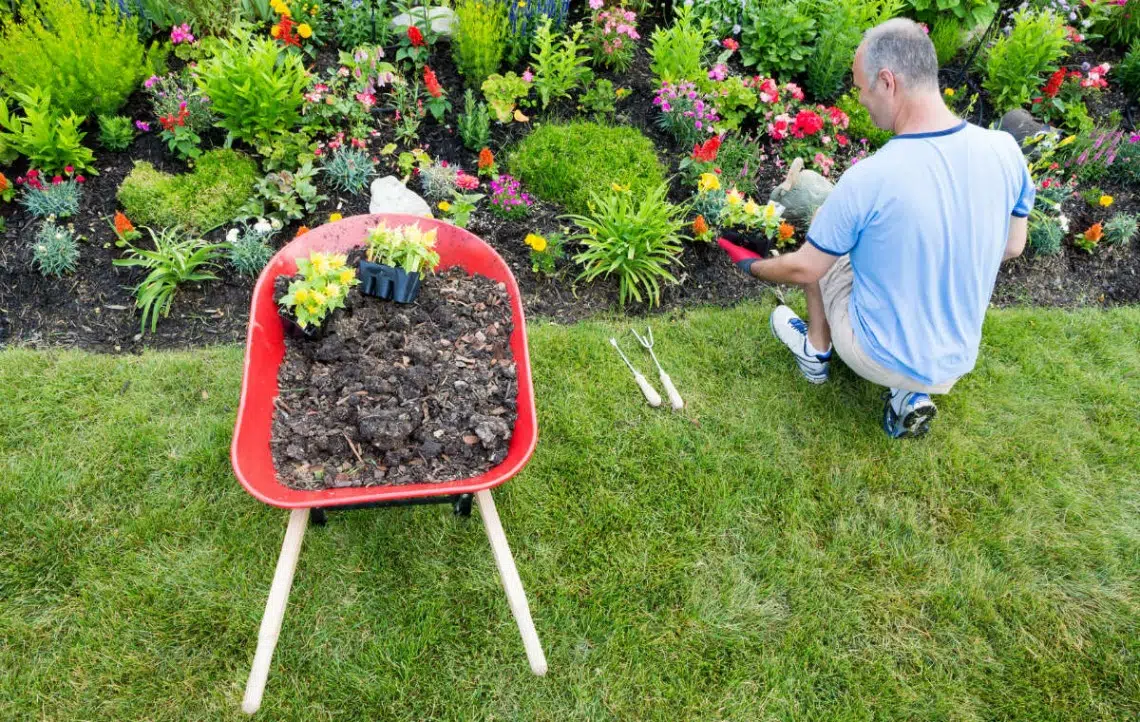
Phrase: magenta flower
[
  {"left": 135, "top": 120, "right": 151, "bottom": 132},
  {"left": 144, "top": 75, "right": 160, "bottom": 89},
  {"left": 522, "top": 69, "right": 534, "bottom": 83}
]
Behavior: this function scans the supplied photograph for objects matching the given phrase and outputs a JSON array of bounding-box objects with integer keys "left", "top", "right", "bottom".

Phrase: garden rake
[{"left": 630, "top": 326, "right": 683, "bottom": 411}]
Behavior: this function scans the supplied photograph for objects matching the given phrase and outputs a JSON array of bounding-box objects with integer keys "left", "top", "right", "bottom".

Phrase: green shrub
[
  {"left": 717, "top": 135, "right": 767, "bottom": 197},
  {"left": 322, "top": 148, "right": 375, "bottom": 195},
  {"left": 19, "top": 176, "right": 82, "bottom": 219},
  {"left": 1103, "top": 212, "right": 1138, "bottom": 246},
  {"left": 1117, "top": 39, "right": 1140, "bottom": 101},
  {"left": 648, "top": 4, "right": 712, "bottom": 84},
  {"left": 458, "top": 90, "right": 492, "bottom": 151},
  {"left": 566, "top": 182, "right": 687, "bottom": 308},
  {"left": 195, "top": 29, "right": 308, "bottom": 146},
  {"left": 239, "top": 163, "right": 327, "bottom": 225},
  {"left": 97, "top": 115, "right": 136, "bottom": 152},
  {"left": 1101, "top": 0, "right": 1140, "bottom": 48},
  {"left": 578, "top": 78, "right": 620, "bottom": 120},
  {"left": 0, "top": 88, "right": 96, "bottom": 174},
  {"left": 117, "top": 149, "right": 259, "bottom": 232},
  {"left": 836, "top": 89, "right": 893, "bottom": 149},
  {"left": 226, "top": 224, "right": 277, "bottom": 277},
  {"left": 334, "top": 0, "right": 390, "bottom": 50},
  {"left": 904, "top": 0, "right": 992, "bottom": 27},
  {"left": 1028, "top": 217, "right": 1063, "bottom": 256},
  {"left": 0, "top": 0, "right": 164, "bottom": 117},
  {"left": 982, "top": 10, "right": 1069, "bottom": 113},
  {"left": 531, "top": 17, "right": 592, "bottom": 109},
  {"left": 482, "top": 71, "right": 531, "bottom": 122},
  {"left": 31, "top": 220, "right": 80, "bottom": 277},
  {"left": 509, "top": 121, "right": 667, "bottom": 216},
  {"left": 741, "top": 0, "right": 817, "bottom": 79},
  {"left": 930, "top": 16, "right": 962, "bottom": 65},
  {"left": 453, "top": 0, "right": 508, "bottom": 87}
]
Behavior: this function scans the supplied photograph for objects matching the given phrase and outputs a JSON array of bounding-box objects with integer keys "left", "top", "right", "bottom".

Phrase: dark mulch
[
  {"left": 1, "top": 15, "right": 1137, "bottom": 351},
  {"left": 271, "top": 265, "right": 517, "bottom": 490}
]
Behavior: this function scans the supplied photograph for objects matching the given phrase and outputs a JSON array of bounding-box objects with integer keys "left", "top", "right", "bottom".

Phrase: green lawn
[{"left": 1, "top": 301, "right": 1138, "bottom": 721}]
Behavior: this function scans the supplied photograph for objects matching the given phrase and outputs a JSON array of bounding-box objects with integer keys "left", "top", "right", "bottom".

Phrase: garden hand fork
[
  {"left": 630, "top": 326, "right": 683, "bottom": 411},
  {"left": 611, "top": 337, "right": 662, "bottom": 407}
]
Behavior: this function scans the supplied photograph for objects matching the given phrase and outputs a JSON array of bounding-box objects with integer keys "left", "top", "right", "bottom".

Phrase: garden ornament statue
[{"left": 768, "top": 157, "right": 834, "bottom": 229}]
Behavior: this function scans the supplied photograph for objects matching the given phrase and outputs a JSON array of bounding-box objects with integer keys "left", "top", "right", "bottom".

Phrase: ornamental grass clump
[
  {"left": 31, "top": 220, "right": 80, "bottom": 277},
  {"left": 419, "top": 161, "right": 459, "bottom": 201},
  {"left": 18, "top": 169, "right": 84, "bottom": 219},
  {"left": 226, "top": 222, "right": 278, "bottom": 278},
  {"left": 453, "top": 0, "right": 509, "bottom": 86},
  {"left": 566, "top": 182, "right": 688, "bottom": 308},
  {"left": 322, "top": 147, "right": 376, "bottom": 195},
  {"left": 1103, "top": 212, "right": 1138, "bottom": 246},
  {"left": 489, "top": 174, "right": 533, "bottom": 220},
  {"left": 278, "top": 252, "right": 359, "bottom": 330}
]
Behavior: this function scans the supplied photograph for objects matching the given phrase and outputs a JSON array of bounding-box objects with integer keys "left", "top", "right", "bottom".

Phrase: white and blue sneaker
[
  {"left": 769, "top": 305, "right": 832, "bottom": 384},
  {"left": 881, "top": 389, "right": 938, "bottom": 438}
]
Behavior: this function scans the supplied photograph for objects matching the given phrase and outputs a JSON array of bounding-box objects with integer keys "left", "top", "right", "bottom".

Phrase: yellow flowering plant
[
  {"left": 525, "top": 231, "right": 566, "bottom": 275},
  {"left": 364, "top": 221, "right": 441, "bottom": 273},
  {"left": 278, "top": 251, "right": 358, "bottom": 329}
]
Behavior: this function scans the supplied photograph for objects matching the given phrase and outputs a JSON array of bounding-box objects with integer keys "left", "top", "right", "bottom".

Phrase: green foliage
[
  {"left": 1028, "top": 216, "right": 1063, "bottom": 255},
  {"left": 1109, "top": 134, "right": 1140, "bottom": 185},
  {"left": 321, "top": 147, "right": 375, "bottom": 195},
  {"left": 19, "top": 178, "right": 81, "bottom": 219},
  {"left": 240, "top": 162, "right": 327, "bottom": 225},
  {"left": 481, "top": 72, "right": 531, "bottom": 122},
  {"left": 194, "top": 29, "right": 308, "bottom": 146},
  {"left": 716, "top": 134, "right": 767, "bottom": 197},
  {"left": 0, "top": 88, "right": 96, "bottom": 174},
  {"left": 531, "top": 18, "right": 592, "bottom": 110},
  {"left": 1101, "top": 0, "right": 1140, "bottom": 47},
  {"left": 525, "top": 231, "right": 565, "bottom": 275},
  {"left": 905, "top": 0, "right": 993, "bottom": 26},
  {"left": 982, "top": 10, "right": 1069, "bottom": 113},
  {"left": 578, "top": 78, "right": 620, "bottom": 120},
  {"left": 438, "top": 190, "right": 483, "bottom": 229},
  {"left": 648, "top": 4, "right": 712, "bottom": 84},
  {"left": 741, "top": 0, "right": 817, "bottom": 79},
  {"left": 0, "top": 0, "right": 164, "bottom": 117},
  {"left": 112, "top": 227, "right": 224, "bottom": 333},
  {"left": 836, "top": 88, "right": 893, "bottom": 148},
  {"left": 930, "top": 16, "right": 962, "bottom": 66},
  {"left": 279, "top": 252, "right": 359, "bottom": 329},
  {"left": 453, "top": 0, "right": 508, "bottom": 87},
  {"left": 1103, "top": 212, "right": 1138, "bottom": 246},
  {"left": 509, "top": 121, "right": 666, "bottom": 216},
  {"left": 334, "top": 0, "right": 389, "bottom": 49},
  {"left": 97, "top": 115, "right": 135, "bottom": 152},
  {"left": 1117, "top": 39, "right": 1140, "bottom": 101},
  {"left": 806, "top": 0, "right": 903, "bottom": 101},
  {"left": 31, "top": 220, "right": 80, "bottom": 277},
  {"left": 419, "top": 160, "right": 458, "bottom": 201},
  {"left": 712, "top": 76, "right": 757, "bottom": 130},
  {"left": 458, "top": 90, "right": 492, "bottom": 151},
  {"left": 117, "top": 149, "right": 259, "bottom": 233},
  {"left": 165, "top": 0, "right": 237, "bottom": 36},
  {"left": 364, "top": 221, "right": 440, "bottom": 272},
  {"left": 566, "top": 183, "right": 687, "bottom": 308},
  {"left": 225, "top": 224, "right": 276, "bottom": 277}
]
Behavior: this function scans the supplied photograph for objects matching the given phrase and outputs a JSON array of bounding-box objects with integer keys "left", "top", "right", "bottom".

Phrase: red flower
[
  {"left": 407, "top": 25, "right": 424, "bottom": 47},
  {"left": 52, "top": 175, "right": 63, "bottom": 185},
  {"left": 1043, "top": 68, "right": 1066, "bottom": 98},
  {"left": 423, "top": 66, "right": 443, "bottom": 98},
  {"left": 690, "top": 135, "right": 721, "bottom": 163},
  {"left": 836, "top": 133, "right": 849, "bottom": 147},
  {"left": 791, "top": 109, "right": 824, "bottom": 138},
  {"left": 722, "top": 38, "right": 739, "bottom": 51}
]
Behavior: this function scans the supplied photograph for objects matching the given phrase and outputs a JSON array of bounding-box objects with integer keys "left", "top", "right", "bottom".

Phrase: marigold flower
[
  {"left": 295, "top": 225, "right": 310, "bottom": 237},
  {"left": 478, "top": 147, "right": 494, "bottom": 169},
  {"left": 778, "top": 222, "right": 794, "bottom": 240},
  {"left": 297, "top": 23, "right": 312, "bottom": 38},
  {"left": 1099, "top": 195, "right": 1113, "bottom": 207},
  {"left": 524, "top": 233, "right": 547, "bottom": 252},
  {"left": 114, "top": 211, "right": 135, "bottom": 235},
  {"left": 1083, "top": 223, "right": 1103, "bottom": 243},
  {"left": 943, "top": 87, "right": 955, "bottom": 97},
  {"left": 697, "top": 172, "right": 720, "bottom": 192},
  {"left": 438, "top": 200, "right": 452, "bottom": 212},
  {"left": 329, "top": 212, "right": 343, "bottom": 222},
  {"left": 271, "top": 24, "right": 281, "bottom": 37},
  {"left": 693, "top": 215, "right": 708, "bottom": 236}
]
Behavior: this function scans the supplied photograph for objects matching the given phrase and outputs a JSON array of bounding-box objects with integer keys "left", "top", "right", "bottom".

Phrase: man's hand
[{"left": 717, "top": 236, "right": 762, "bottom": 275}]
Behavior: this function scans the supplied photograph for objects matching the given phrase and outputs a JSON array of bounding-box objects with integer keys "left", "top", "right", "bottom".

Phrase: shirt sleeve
[
  {"left": 1011, "top": 157, "right": 1035, "bottom": 218},
  {"left": 806, "top": 166, "right": 871, "bottom": 257}
]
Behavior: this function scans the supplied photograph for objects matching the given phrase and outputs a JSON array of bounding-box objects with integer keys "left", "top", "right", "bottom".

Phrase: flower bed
[{"left": 0, "top": 0, "right": 1137, "bottom": 350}]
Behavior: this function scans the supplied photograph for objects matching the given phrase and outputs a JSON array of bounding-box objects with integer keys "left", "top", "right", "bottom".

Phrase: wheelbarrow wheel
[
  {"left": 311, "top": 508, "right": 328, "bottom": 526},
  {"left": 453, "top": 494, "right": 473, "bottom": 517}
]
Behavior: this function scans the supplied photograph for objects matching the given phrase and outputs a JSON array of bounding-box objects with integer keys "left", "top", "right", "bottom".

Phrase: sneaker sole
[
  {"left": 901, "top": 404, "right": 938, "bottom": 438},
  {"left": 770, "top": 313, "right": 829, "bottom": 384}
]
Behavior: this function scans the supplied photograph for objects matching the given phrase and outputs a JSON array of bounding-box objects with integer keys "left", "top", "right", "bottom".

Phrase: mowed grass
[{"left": 1, "top": 300, "right": 1138, "bottom": 721}]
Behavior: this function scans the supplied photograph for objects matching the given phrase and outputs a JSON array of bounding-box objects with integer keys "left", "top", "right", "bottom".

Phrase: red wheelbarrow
[{"left": 231, "top": 214, "right": 547, "bottom": 715}]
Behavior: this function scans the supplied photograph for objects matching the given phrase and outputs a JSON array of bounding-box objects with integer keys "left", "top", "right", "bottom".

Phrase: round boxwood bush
[{"left": 508, "top": 122, "right": 667, "bottom": 215}]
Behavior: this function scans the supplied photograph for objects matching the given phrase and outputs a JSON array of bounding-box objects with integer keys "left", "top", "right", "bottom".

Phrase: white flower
[
  {"left": 1058, "top": 214, "right": 1070, "bottom": 232},
  {"left": 270, "top": 218, "right": 283, "bottom": 231},
  {"left": 254, "top": 219, "right": 274, "bottom": 235},
  {"left": 226, "top": 228, "right": 240, "bottom": 242}
]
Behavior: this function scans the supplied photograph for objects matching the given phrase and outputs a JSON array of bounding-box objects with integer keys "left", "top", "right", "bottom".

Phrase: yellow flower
[
  {"left": 610, "top": 182, "right": 629, "bottom": 192},
  {"left": 743, "top": 200, "right": 759, "bottom": 216},
  {"left": 762, "top": 202, "right": 777, "bottom": 220},
  {"left": 328, "top": 254, "right": 346, "bottom": 270},
  {"left": 294, "top": 288, "right": 310, "bottom": 303},
  {"left": 339, "top": 269, "right": 355, "bottom": 284},
  {"left": 726, "top": 189, "right": 744, "bottom": 205},
  {"left": 1099, "top": 194, "right": 1114, "bottom": 207},
  {"left": 305, "top": 303, "right": 319, "bottom": 316},
  {"left": 1058, "top": 135, "right": 1077, "bottom": 147},
  {"left": 297, "top": 23, "right": 312, "bottom": 38},
  {"left": 518, "top": 0, "right": 525, "bottom": 6},
  {"left": 326, "top": 282, "right": 341, "bottom": 298},
  {"left": 698, "top": 172, "right": 720, "bottom": 192},
  {"left": 943, "top": 87, "right": 955, "bottom": 97},
  {"left": 309, "top": 5, "right": 317, "bottom": 13},
  {"left": 438, "top": 200, "right": 452, "bottom": 212},
  {"left": 524, "top": 233, "right": 547, "bottom": 252},
  {"left": 271, "top": 24, "right": 281, "bottom": 37},
  {"left": 312, "top": 254, "right": 330, "bottom": 275},
  {"left": 311, "top": 290, "right": 327, "bottom": 305},
  {"left": 329, "top": 212, "right": 343, "bottom": 222}
]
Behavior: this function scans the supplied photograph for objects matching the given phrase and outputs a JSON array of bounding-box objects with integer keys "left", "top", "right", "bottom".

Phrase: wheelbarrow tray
[{"left": 231, "top": 213, "right": 538, "bottom": 509}]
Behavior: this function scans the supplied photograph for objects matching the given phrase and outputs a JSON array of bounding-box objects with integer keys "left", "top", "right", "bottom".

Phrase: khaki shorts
[{"left": 819, "top": 256, "right": 958, "bottom": 395}]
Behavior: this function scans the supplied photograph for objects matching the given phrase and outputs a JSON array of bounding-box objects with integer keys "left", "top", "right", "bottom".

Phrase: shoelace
[{"left": 789, "top": 317, "right": 809, "bottom": 335}]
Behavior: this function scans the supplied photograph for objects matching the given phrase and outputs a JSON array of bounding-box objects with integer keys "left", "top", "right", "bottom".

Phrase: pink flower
[
  {"left": 144, "top": 75, "right": 160, "bottom": 89},
  {"left": 785, "top": 82, "right": 804, "bottom": 101},
  {"left": 757, "top": 78, "right": 779, "bottom": 103},
  {"left": 64, "top": 165, "right": 74, "bottom": 174},
  {"left": 768, "top": 114, "right": 792, "bottom": 141},
  {"left": 456, "top": 172, "right": 479, "bottom": 190},
  {"left": 52, "top": 175, "right": 63, "bottom": 185},
  {"left": 76, "top": 175, "right": 85, "bottom": 183},
  {"left": 355, "top": 91, "right": 376, "bottom": 108},
  {"left": 589, "top": 0, "right": 602, "bottom": 8},
  {"left": 813, "top": 152, "right": 835, "bottom": 177},
  {"left": 135, "top": 120, "right": 150, "bottom": 132},
  {"left": 522, "top": 69, "right": 534, "bottom": 83},
  {"left": 722, "top": 38, "right": 739, "bottom": 51},
  {"left": 826, "top": 106, "right": 850, "bottom": 130},
  {"left": 171, "top": 23, "right": 195, "bottom": 44},
  {"left": 708, "top": 64, "right": 728, "bottom": 81}
]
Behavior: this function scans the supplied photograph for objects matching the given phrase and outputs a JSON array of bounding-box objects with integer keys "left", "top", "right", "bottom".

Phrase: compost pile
[{"left": 270, "top": 265, "right": 518, "bottom": 490}]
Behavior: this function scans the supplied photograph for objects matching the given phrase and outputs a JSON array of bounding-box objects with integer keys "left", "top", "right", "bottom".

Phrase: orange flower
[
  {"left": 0, "top": 172, "right": 9, "bottom": 192},
  {"left": 295, "top": 225, "right": 310, "bottom": 238},
  {"left": 423, "top": 66, "right": 443, "bottom": 99},
  {"left": 114, "top": 211, "right": 135, "bottom": 235},
  {"left": 478, "top": 147, "right": 494, "bottom": 169},
  {"left": 693, "top": 214, "right": 708, "bottom": 236},
  {"left": 1083, "top": 223, "right": 1103, "bottom": 243},
  {"left": 271, "top": 24, "right": 281, "bottom": 37},
  {"left": 778, "top": 222, "right": 795, "bottom": 240}
]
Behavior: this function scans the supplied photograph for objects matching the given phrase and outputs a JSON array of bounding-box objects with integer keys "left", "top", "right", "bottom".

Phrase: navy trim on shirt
[
  {"left": 807, "top": 236, "right": 844, "bottom": 257},
  {"left": 890, "top": 120, "right": 968, "bottom": 141},
  {"left": 1011, "top": 210, "right": 1029, "bottom": 218}
]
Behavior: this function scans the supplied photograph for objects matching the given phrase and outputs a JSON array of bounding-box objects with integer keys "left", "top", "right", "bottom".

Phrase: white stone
[
  {"left": 369, "top": 176, "right": 432, "bottom": 217},
  {"left": 390, "top": 6, "right": 456, "bottom": 36}
]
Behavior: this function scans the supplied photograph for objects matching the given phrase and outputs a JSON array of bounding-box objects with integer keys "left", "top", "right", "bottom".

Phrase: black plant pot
[
  {"left": 720, "top": 227, "right": 774, "bottom": 258},
  {"left": 357, "top": 260, "right": 422, "bottom": 303},
  {"left": 279, "top": 309, "right": 327, "bottom": 341}
]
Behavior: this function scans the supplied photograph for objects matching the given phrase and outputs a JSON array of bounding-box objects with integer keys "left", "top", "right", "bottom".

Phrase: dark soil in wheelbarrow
[{"left": 270, "top": 265, "right": 518, "bottom": 490}]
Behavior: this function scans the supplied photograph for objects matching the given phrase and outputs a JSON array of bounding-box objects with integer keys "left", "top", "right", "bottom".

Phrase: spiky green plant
[{"left": 31, "top": 220, "right": 80, "bottom": 277}]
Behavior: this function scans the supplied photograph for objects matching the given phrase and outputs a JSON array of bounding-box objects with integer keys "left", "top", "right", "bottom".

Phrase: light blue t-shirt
[{"left": 808, "top": 121, "right": 1035, "bottom": 387}]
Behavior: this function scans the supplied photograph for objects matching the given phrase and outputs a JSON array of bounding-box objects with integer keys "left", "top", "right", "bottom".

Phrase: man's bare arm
[
  {"left": 1004, "top": 215, "right": 1027, "bottom": 262},
  {"left": 745, "top": 243, "right": 840, "bottom": 285}
]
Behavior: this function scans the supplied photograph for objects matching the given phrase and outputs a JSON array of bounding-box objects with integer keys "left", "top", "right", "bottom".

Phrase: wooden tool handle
[
  {"left": 659, "top": 371, "right": 683, "bottom": 411},
  {"left": 634, "top": 372, "right": 662, "bottom": 407}
]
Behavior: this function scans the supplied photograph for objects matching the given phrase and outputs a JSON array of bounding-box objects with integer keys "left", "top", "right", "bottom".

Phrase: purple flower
[
  {"left": 1129, "top": 134, "right": 1139, "bottom": 143},
  {"left": 144, "top": 75, "right": 160, "bottom": 89},
  {"left": 522, "top": 69, "right": 534, "bottom": 83},
  {"left": 135, "top": 120, "right": 151, "bottom": 132}
]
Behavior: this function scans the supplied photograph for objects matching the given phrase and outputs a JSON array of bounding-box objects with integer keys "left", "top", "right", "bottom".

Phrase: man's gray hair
[{"left": 861, "top": 18, "right": 939, "bottom": 93}]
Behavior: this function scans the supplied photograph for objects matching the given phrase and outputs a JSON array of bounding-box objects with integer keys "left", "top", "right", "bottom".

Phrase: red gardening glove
[{"left": 717, "top": 236, "right": 762, "bottom": 274}]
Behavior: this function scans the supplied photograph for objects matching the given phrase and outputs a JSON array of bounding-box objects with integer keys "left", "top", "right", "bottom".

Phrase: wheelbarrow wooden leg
[
  {"left": 475, "top": 490, "right": 548, "bottom": 676},
  {"left": 243, "top": 508, "right": 310, "bottom": 715}
]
